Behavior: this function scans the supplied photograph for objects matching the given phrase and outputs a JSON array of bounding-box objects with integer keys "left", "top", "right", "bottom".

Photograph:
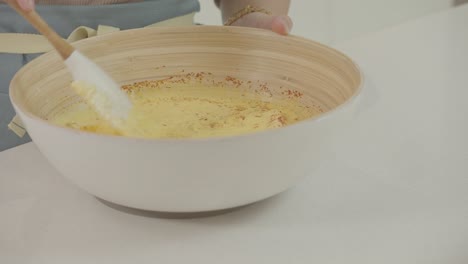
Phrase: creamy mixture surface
[{"left": 52, "top": 78, "right": 320, "bottom": 138}]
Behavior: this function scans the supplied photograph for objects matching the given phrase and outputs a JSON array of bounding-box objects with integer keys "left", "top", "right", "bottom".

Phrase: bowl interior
[{"left": 10, "top": 26, "right": 362, "bottom": 128}]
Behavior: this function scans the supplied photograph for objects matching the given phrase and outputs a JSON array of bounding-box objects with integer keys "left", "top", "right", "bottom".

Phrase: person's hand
[
  {"left": 15, "top": 0, "right": 35, "bottom": 11},
  {"left": 230, "top": 12, "right": 293, "bottom": 35}
]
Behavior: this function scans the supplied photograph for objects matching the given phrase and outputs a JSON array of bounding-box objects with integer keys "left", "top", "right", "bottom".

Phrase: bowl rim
[{"left": 9, "top": 25, "right": 365, "bottom": 143}]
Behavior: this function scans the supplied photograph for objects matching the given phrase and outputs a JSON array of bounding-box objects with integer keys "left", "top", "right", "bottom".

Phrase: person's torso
[
  {"left": 1, "top": 0, "right": 146, "bottom": 5},
  {"left": 32, "top": 0, "right": 142, "bottom": 4}
]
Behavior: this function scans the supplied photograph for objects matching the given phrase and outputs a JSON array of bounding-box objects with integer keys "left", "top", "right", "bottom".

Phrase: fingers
[
  {"left": 232, "top": 13, "right": 293, "bottom": 35},
  {"left": 17, "top": 0, "right": 34, "bottom": 11},
  {"left": 271, "top": 15, "right": 293, "bottom": 35}
]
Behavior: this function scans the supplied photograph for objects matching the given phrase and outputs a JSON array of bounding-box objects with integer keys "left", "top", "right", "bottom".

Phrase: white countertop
[{"left": 2, "top": 5, "right": 468, "bottom": 264}]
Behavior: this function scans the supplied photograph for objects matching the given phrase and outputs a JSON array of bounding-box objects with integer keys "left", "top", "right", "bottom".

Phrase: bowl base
[{"left": 96, "top": 198, "right": 252, "bottom": 219}]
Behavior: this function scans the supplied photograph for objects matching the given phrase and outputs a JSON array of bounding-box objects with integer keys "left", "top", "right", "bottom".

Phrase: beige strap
[
  {"left": 0, "top": 12, "right": 194, "bottom": 54},
  {"left": 5, "top": 12, "right": 194, "bottom": 137},
  {"left": 7, "top": 115, "right": 26, "bottom": 138},
  {"left": 146, "top": 12, "right": 195, "bottom": 27}
]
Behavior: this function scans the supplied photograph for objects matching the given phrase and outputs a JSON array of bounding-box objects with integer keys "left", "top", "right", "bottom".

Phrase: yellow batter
[{"left": 52, "top": 79, "right": 320, "bottom": 139}]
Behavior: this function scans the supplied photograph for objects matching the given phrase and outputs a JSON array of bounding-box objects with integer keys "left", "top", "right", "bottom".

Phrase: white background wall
[{"left": 195, "top": 0, "right": 453, "bottom": 44}]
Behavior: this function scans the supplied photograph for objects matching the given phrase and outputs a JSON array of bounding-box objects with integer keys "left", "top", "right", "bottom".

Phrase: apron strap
[{"left": 0, "top": 12, "right": 194, "bottom": 54}]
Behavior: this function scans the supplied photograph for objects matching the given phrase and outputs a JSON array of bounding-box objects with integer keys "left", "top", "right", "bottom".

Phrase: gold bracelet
[{"left": 224, "top": 5, "right": 272, "bottom": 26}]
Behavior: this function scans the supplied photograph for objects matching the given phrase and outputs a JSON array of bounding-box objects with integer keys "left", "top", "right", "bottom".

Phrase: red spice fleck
[
  {"left": 281, "top": 89, "right": 303, "bottom": 98},
  {"left": 225, "top": 76, "right": 242, "bottom": 87},
  {"left": 277, "top": 116, "right": 287, "bottom": 125}
]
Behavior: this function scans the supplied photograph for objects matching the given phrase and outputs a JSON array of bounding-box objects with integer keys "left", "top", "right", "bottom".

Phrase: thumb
[
  {"left": 17, "top": 0, "right": 35, "bottom": 11},
  {"left": 232, "top": 13, "right": 293, "bottom": 35}
]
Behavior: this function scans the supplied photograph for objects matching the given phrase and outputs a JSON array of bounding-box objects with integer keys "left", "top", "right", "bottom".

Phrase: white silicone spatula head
[
  {"left": 65, "top": 52, "right": 132, "bottom": 127},
  {"left": 6, "top": 0, "right": 132, "bottom": 131}
]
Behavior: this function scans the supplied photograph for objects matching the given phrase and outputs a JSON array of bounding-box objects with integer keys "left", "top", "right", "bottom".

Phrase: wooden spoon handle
[{"left": 5, "top": 0, "right": 75, "bottom": 59}]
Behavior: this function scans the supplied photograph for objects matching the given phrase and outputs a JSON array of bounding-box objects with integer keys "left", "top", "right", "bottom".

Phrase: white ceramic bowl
[{"left": 10, "top": 26, "right": 362, "bottom": 213}]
